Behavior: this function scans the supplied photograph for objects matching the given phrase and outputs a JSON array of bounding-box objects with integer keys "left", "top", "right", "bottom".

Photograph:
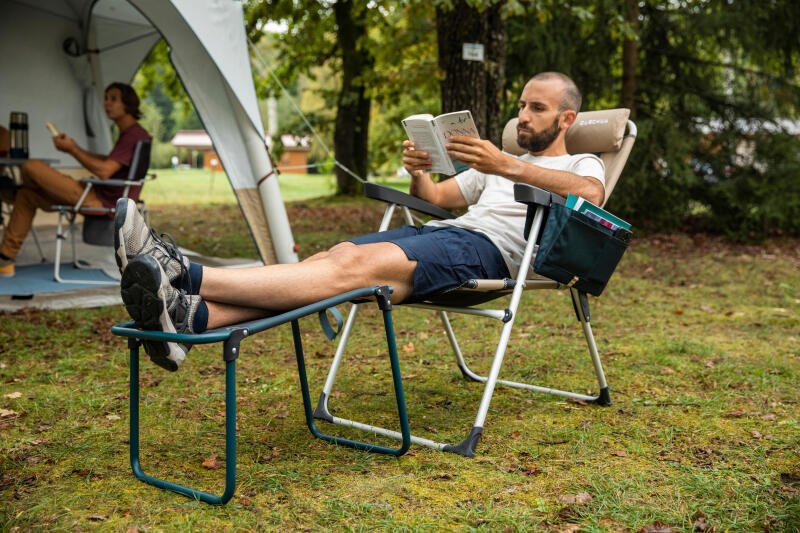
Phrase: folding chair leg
[
  {"left": 295, "top": 290, "right": 411, "bottom": 456},
  {"left": 53, "top": 210, "right": 116, "bottom": 285},
  {"left": 314, "top": 302, "right": 362, "bottom": 420},
  {"left": 570, "top": 289, "right": 611, "bottom": 405},
  {"left": 128, "top": 338, "right": 238, "bottom": 505}
]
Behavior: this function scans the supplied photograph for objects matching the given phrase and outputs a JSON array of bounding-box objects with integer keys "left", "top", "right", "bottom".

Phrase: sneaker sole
[
  {"left": 114, "top": 197, "right": 136, "bottom": 273},
  {"left": 120, "top": 256, "right": 181, "bottom": 372}
]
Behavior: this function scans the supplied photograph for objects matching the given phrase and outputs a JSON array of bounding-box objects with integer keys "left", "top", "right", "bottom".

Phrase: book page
[
  {"left": 401, "top": 117, "right": 454, "bottom": 174},
  {"left": 432, "top": 110, "right": 479, "bottom": 141},
  {"left": 432, "top": 110, "right": 479, "bottom": 174}
]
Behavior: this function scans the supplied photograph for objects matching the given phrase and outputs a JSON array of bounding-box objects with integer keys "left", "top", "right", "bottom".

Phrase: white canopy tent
[{"left": 0, "top": 0, "right": 298, "bottom": 265}]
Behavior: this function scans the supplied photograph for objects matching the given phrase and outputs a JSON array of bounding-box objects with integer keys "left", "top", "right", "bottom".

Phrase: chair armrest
[
  {"left": 513, "top": 183, "right": 566, "bottom": 207},
  {"left": 364, "top": 182, "right": 456, "bottom": 220}
]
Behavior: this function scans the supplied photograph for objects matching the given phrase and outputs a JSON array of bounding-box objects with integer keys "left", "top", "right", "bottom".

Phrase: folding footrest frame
[{"left": 111, "top": 285, "right": 410, "bottom": 505}]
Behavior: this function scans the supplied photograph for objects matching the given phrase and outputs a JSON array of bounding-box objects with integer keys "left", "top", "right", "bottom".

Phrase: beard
[{"left": 517, "top": 116, "right": 561, "bottom": 153}]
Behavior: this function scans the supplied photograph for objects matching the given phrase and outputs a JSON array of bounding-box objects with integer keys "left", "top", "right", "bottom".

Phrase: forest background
[{"left": 133, "top": 0, "right": 800, "bottom": 241}]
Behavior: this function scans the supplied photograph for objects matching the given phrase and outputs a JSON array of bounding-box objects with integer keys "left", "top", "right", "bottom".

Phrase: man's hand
[
  {"left": 446, "top": 136, "right": 511, "bottom": 176},
  {"left": 402, "top": 140, "right": 432, "bottom": 177},
  {"left": 52, "top": 133, "right": 78, "bottom": 154}
]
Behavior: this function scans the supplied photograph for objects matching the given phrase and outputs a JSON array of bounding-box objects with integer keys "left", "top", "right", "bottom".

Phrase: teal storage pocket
[{"left": 533, "top": 203, "right": 631, "bottom": 296}]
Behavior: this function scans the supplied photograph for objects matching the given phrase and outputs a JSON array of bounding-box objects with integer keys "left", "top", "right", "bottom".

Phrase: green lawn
[
  {"left": 1, "top": 196, "right": 799, "bottom": 532},
  {"left": 141, "top": 168, "right": 410, "bottom": 206}
]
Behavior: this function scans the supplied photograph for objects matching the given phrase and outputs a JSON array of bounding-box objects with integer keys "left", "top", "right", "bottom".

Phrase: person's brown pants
[{"left": 0, "top": 159, "right": 103, "bottom": 260}]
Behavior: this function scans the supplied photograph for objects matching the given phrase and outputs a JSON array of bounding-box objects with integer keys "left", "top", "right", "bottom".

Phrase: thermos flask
[{"left": 9, "top": 112, "right": 29, "bottom": 159}]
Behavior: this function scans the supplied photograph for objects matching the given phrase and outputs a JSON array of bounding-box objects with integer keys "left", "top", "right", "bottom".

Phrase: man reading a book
[
  {"left": 113, "top": 71, "right": 606, "bottom": 372},
  {"left": 0, "top": 82, "right": 151, "bottom": 278}
]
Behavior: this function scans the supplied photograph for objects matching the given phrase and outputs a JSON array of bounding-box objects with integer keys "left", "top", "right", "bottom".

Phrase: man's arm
[
  {"left": 445, "top": 136, "right": 605, "bottom": 206},
  {"left": 402, "top": 140, "right": 468, "bottom": 209},
  {"left": 53, "top": 134, "right": 122, "bottom": 180}
]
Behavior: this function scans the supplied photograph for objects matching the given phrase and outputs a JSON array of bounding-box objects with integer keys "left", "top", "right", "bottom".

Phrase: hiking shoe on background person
[
  {"left": 114, "top": 197, "right": 190, "bottom": 289},
  {"left": 120, "top": 254, "right": 201, "bottom": 371},
  {"left": 0, "top": 256, "right": 13, "bottom": 278}
]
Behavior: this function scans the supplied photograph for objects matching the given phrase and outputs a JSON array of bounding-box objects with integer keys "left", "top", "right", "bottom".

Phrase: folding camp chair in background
[
  {"left": 52, "top": 139, "right": 154, "bottom": 284},
  {"left": 310, "top": 109, "right": 637, "bottom": 457}
]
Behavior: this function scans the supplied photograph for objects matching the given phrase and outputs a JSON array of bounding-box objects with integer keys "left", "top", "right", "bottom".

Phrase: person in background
[{"left": 0, "top": 82, "right": 151, "bottom": 277}]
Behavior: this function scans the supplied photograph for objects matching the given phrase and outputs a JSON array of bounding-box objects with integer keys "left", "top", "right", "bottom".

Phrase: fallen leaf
[
  {"left": 660, "top": 367, "right": 675, "bottom": 375},
  {"left": 700, "top": 305, "right": 712, "bottom": 312},
  {"left": 511, "top": 430, "right": 522, "bottom": 440},
  {"left": 638, "top": 523, "right": 674, "bottom": 533},
  {"left": 558, "top": 525, "right": 581, "bottom": 533},
  {"left": 520, "top": 465, "right": 541, "bottom": 476},
  {"left": 30, "top": 438, "right": 44, "bottom": 446},
  {"left": 611, "top": 450, "right": 627, "bottom": 457},
  {"left": 568, "top": 397, "right": 588, "bottom": 406},
  {"left": 557, "top": 492, "right": 593, "bottom": 504},
  {"left": 760, "top": 414, "right": 776, "bottom": 421},
  {"left": 672, "top": 309, "right": 684, "bottom": 315},
  {"left": 4, "top": 392, "right": 22, "bottom": 399},
  {"left": 724, "top": 410, "right": 746, "bottom": 418},
  {"left": 751, "top": 429, "right": 763, "bottom": 439},
  {"left": 402, "top": 342, "right": 415, "bottom": 353},
  {"left": 202, "top": 454, "right": 223, "bottom": 469},
  {"left": 704, "top": 361, "right": 715, "bottom": 368},
  {"left": 0, "top": 408, "right": 18, "bottom": 418},
  {"left": 692, "top": 510, "right": 714, "bottom": 532},
  {"left": 126, "top": 526, "right": 140, "bottom": 533},
  {"left": 106, "top": 414, "right": 121, "bottom": 421},
  {"left": 419, "top": 332, "right": 429, "bottom": 340}
]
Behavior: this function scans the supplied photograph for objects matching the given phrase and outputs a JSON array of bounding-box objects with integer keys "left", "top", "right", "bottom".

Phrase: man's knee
[{"left": 20, "top": 159, "right": 49, "bottom": 180}]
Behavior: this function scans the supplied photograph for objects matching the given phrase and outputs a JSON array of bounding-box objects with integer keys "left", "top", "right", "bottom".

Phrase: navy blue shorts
[{"left": 349, "top": 225, "right": 509, "bottom": 303}]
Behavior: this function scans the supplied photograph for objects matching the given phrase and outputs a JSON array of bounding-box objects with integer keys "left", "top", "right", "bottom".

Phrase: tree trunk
[
  {"left": 334, "top": 0, "right": 372, "bottom": 195},
  {"left": 436, "top": 1, "right": 506, "bottom": 149},
  {"left": 620, "top": 0, "right": 639, "bottom": 119}
]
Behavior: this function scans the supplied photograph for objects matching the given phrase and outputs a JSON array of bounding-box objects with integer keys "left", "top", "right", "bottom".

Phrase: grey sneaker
[
  {"left": 121, "top": 254, "right": 201, "bottom": 371},
  {"left": 114, "top": 198, "right": 190, "bottom": 289}
]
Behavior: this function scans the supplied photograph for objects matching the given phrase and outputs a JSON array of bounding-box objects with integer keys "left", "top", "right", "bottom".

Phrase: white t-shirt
[{"left": 426, "top": 152, "right": 605, "bottom": 277}]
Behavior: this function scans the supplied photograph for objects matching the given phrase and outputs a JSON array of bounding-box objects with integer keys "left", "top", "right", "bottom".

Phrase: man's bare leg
[{"left": 200, "top": 241, "right": 416, "bottom": 328}]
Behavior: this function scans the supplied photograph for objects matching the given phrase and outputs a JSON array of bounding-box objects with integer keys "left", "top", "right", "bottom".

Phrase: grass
[
  {"left": 1, "top": 192, "right": 799, "bottom": 532},
  {"left": 141, "top": 168, "right": 410, "bottom": 206}
]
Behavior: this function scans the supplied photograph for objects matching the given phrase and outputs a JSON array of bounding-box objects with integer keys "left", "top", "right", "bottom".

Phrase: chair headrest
[{"left": 502, "top": 108, "right": 631, "bottom": 156}]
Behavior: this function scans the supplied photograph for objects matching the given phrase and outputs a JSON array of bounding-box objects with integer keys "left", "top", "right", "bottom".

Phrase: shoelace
[
  {"left": 145, "top": 228, "right": 192, "bottom": 296},
  {"left": 168, "top": 286, "right": 194, "bottom": 336}
]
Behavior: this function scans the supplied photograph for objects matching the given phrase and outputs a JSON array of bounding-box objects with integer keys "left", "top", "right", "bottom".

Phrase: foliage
[
  {"left": 503, "top": 0, "right": 800, "bottom": 238},
  {"left": 2, "top": 203, "right": 800, "bottom": 531}
]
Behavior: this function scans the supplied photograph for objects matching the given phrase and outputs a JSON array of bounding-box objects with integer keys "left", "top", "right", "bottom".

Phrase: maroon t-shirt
[{"left": 95, "top": 122, "right": 152, "bottom": 209}]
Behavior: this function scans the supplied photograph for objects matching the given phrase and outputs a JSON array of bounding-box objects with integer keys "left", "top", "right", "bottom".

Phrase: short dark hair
[
  {"left": 530, "top": 72, "right": 582, "bottom": 113},
  {"left": 105, "top": 82, "right": 142, "bottom": 120}
]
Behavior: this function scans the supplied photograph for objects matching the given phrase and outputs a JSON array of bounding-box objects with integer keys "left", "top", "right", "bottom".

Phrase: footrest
[{"left": 110, "top": 285, "right": 409, "bottom": 505}]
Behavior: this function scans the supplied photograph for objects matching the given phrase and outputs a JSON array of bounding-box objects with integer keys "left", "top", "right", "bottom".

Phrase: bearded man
[{"left": 111, "top": 71, "right": 606, "bottom": 372}]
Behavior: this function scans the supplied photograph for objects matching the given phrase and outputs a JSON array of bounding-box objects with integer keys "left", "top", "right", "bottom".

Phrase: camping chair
[
  {"left": 309, "top": 108, "right": 637, "bottom": 457},
  {"left": 109, "top": 109, "right": 635, "bottom": 505},
  {"left": 52, "top": 139, "right": 153, "bottom": 284}
]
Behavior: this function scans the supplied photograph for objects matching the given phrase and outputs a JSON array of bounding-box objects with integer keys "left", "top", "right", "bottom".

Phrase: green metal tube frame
[{"left": 111, "top": 285, "right": 410, "bottom": 505}]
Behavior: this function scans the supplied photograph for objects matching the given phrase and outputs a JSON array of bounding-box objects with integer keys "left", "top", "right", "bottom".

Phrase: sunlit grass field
[{"left": 141, "top": 168, "right": 410, "bottom": 206}]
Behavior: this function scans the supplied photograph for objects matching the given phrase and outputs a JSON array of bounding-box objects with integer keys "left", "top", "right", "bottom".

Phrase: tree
[
  {"left": 247, "top": 0, "right": 388, "bottom": 195},
  {"left": 435, "top": 0, "right": 507, "bottom": 146}
]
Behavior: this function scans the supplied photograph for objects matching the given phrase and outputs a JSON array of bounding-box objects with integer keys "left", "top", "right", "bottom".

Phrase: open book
[{"left": 401, "top": 110, "right": 479, "bottom": 175}]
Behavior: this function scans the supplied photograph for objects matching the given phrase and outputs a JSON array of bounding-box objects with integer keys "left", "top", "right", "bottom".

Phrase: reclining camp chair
[
  {"left": 308, "top": 108, "right": 637, "bottom": 456},
  {"left": 110, "top": 109, "right": 635, "bottom": 504},
  {"left": 52, "top": 139, "right": 153, "bottom": 284}
]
